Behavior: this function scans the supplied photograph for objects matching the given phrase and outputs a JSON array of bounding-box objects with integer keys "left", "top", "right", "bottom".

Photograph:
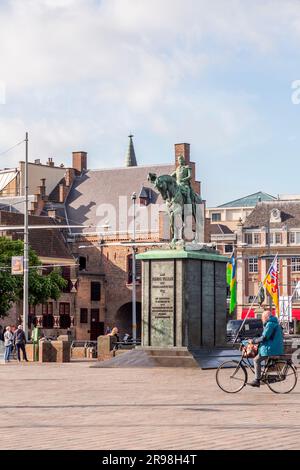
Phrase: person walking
[
  {"left": 14, "top": 325, "right": 28, "bottom": 362},
  {"left": 3, "top": 326, "right": 14, "bottom": 363},
  {"left": 248, "top": 310, "right": 284, "bottom": 387}
]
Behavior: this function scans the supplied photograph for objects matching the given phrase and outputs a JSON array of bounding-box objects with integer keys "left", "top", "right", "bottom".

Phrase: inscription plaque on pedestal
[{"left": 150, "top": 260, "right": 174, "bottom": 346}]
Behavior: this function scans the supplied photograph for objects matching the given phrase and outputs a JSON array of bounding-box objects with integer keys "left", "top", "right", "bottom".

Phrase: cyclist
[{"left": 248, "top": 310, "right": 284, "bottom": 387}]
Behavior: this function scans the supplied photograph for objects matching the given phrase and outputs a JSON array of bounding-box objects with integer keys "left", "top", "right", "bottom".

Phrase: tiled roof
[
  {"left": 244, "top": 201, "right": 300, "bottom": 229},
  {"left": 208, "top": 223, "right": 234, "bottom": 235},
  {"left": 66, "top": 164, "right": 174, "bottom": 233},
  {"left": 0, "top": 211, "right": 73, "bottom": 260},
  {"left": 218, "top": 191, "right": 276, "bottom": 208}
]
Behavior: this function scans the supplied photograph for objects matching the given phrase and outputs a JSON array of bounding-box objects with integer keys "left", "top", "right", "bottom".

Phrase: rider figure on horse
[{"left": 171, "top": 155, "right": 196, "bottom": 206}]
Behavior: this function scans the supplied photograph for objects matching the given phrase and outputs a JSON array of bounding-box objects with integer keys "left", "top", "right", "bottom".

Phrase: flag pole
[
  {"left": 233, "top": 253, "right": 278, "bottom": 344},
  {"left": 282, "top": 282, "right": 299, "bottom": 334}
]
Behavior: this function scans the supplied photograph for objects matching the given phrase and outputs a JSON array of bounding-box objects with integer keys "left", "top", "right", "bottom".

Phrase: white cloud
[{"left": 0, "top": 0, "right": 300, "bottom": 174}]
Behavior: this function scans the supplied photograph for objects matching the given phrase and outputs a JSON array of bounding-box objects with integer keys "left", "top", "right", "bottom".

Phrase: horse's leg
[
  {"left": 169, "top": 210, "right": 175, "bottom": 242},
  {"left": 193, "top": 202, "right": 204, "bottom": 243}
]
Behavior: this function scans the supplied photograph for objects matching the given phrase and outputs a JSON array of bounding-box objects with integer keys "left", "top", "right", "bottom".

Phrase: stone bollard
[
  {"left": 25, "top": 343, "right": 34, "bottom": 362},
  {"left": 97, "top": 335, "right": 117, "bottom": 361},
  {"left": 38, "top": 340, "right": 71, "bottom": 362}
]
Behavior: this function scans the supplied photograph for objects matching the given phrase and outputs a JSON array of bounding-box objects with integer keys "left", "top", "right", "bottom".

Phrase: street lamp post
[
  {"left": 23, "top": 132, "right": 29, "bottom": 339},
  {"left": 131, "top": 192, "right": 137, "bottom": 342}
]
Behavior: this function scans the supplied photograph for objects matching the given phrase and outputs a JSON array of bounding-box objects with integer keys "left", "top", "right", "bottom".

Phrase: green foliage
[{"left": 0, "top": 237, "right": 67, "bottom": 318}]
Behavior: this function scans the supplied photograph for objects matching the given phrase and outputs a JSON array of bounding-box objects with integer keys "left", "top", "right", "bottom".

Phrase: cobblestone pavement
[{"left": 0, "top": 360, "right": 299, "bottom": 450}]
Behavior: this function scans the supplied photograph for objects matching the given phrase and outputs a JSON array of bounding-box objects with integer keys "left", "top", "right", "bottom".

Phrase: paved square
[{"left": 0, "top": 361, "right": 299, "bottom": 450}]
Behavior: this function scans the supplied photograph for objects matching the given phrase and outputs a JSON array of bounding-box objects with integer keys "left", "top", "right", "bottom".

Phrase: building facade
[
  {"left": 0, "top": 211, "right": 77, "bottom": 336},
  {"left": 206, "top": 191, "right": 276, "bottom": 231},
  {"left": 236, "top": 200, "right": 300, "bottom": 320}
]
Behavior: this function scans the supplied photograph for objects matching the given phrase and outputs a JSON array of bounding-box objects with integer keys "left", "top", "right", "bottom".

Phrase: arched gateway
[{"left": 115, "top": 302, "right": 141, "bottom": 340}]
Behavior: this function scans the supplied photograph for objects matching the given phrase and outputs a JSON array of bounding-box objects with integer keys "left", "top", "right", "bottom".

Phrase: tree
[{"left": 0, "top": 237, "right": 67, "bottom": 319}]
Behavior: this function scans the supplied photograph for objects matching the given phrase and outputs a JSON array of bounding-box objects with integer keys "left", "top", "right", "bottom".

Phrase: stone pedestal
[{"left": 137, "top": 249, "right": 228, "bottom": 349}]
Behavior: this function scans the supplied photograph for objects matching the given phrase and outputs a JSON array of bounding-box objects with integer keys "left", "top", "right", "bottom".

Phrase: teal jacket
[{"left": 254, "top": 315, "right": 284, "bottom": 357}]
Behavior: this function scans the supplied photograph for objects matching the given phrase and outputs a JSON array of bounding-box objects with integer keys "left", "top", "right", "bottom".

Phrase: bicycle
[{"left": 216, "top": 343, "right": 298, "bottom": 394}]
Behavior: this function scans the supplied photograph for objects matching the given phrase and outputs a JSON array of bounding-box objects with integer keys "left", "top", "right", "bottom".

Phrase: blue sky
[{"left": 1, "top": 0, "right": 300, "bottom": 206}]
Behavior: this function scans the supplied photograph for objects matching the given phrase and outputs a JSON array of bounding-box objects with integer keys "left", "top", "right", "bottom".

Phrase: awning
[{"left": 242, "top": 308, "right": 300, "bottom": 320}]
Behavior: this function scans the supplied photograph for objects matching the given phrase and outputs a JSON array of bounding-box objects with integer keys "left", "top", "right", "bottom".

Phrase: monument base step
[
  {"left": 92, "top": 346, "right": 245, "bottom": 369},
  {"left": 136, "top": 346, "right": 192, "bottom": 357},
  {"left": 91, "top": 347, "right": 199, "bottom": 368}
]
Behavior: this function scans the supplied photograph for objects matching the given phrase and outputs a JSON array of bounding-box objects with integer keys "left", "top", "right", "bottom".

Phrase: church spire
[{"left": 125, "top": 134, "right": 137, "bottom": 167}]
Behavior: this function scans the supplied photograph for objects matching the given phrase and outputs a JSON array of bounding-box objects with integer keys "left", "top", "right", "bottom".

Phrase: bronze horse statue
[{"left": 148, "top": 173, "right": 203, "bottom": 244}]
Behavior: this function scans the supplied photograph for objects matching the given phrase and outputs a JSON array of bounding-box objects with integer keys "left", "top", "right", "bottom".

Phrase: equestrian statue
[{"left": 148, "top": 155, "right": 203, "bottom": 245}]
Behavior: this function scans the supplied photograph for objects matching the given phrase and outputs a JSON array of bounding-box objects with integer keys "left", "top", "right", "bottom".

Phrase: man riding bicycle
[{"left": 247, "top": 310, "right": 284, "bottom": 387}]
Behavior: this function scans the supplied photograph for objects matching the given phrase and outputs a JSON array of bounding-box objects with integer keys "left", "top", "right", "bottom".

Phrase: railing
[
  {"left": 71, "top": 340, "right": 97, "bottom": 349},
  {"left": 32, "top": 315, "right": 75, "bottom": 329}
]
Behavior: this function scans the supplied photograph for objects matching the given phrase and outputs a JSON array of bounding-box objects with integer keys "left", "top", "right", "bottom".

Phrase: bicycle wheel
[
  {"left": 265, "top": 360, "right": 298, "bottom": 394},
  {"left": 216, "top": 360, "right": 247, "bottom": 393}
]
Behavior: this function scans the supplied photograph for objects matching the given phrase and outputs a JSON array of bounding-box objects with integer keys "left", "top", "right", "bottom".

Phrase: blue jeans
[{"left": 4, "top": 345, "right": 12, "bottom": 362}]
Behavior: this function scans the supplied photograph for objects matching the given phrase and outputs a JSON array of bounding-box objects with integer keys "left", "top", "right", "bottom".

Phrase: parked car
[{"left": 226, "top": 318, "right": 263, "bottom": 343}]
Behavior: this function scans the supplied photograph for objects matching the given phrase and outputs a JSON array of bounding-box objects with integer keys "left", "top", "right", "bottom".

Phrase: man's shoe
[{"left": 249, "top": 379, "right": 260, "bottom": 387}]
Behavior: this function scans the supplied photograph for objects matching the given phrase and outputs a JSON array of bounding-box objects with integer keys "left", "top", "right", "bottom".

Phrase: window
[
  {"left": 245, "top": 233, "right": 260, "bottom": 245},
  {"left": 266, "top": 258, "right": 280, "bottom": 273},
  {"left": 275, "top": 233, "right": 282, "bottom": 245},
  {"left": 292, "top": 280, "right": 300, "bottom": 300},
  {"left": 289, "top": 232, "right": 296, "bottom": 244},
  {"left": 62, "top": 266, "right": 71, "bottom": 292},
  {"left": 267, "top": 232, "right": 282, "bottom": 245},
  {"left": 211, "top": 213, "right": 221, "bottom": 222},
  {"left": 29, "top": 305, "right": 36, "bottom": 315},
  {"left": 59, "top": 303, "right": 70, "bottom": 315},
  {"left": 28, "top": 305, "right": 37, "bottom": 328},
  {"left": 59, "top": 303, "right": 71, "bottom": 328},
  {"left": 244, "top": 233, "right": 253, "bottom": 245},
  {"left": 43, "top": 315, "right": 54, "bottom": 328},
  {"left": 253, "top": 233, "right": 260, "bottom": 245},
  {"left": 225, "top": 244, "right": 233, "bottom": 253},
  {"left": 42, "top": 303, "right": 53, "bottom": 315},
  {"left": 80, "top": 308, "right": 88, "bottom": 324},
  {"left": 289, "top": 232, "right": 300, "bottom": 244},
  {"left": 127, "top": 255, "right": 142, "bottom": 284},
  {"left": 248, "top": 295, "right": 256, "bottom": 303},
  {"left": 291, "top": 258, "right": 300, "bottom": 272},
  {"left": 59, "top": 314, "right": 71, "bottom": 328},
  {"left": 249, "top": 257, "right": 258, "bottom": 273},
  {"left": 91, "top": 282, "right": 101, "bottom": 301},
  {"left": 79, "top": 256, "right": 87, "bottom": 271}
]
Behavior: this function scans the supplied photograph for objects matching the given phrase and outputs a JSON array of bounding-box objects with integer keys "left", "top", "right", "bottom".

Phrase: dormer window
[
  {"left": 138, "top": 186, "right": 151, "bottom": 206},
  {"left": 270, "top": 208, "right": 281, "bottom": 223}
]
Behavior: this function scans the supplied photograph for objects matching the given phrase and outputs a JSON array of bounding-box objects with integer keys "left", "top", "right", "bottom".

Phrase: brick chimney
[
  {"left": 47, "top": 157, "right": 55, "bottom": 167},
  {"left": 72, "top": 151, "right": 87, "bottom": 173},
  {"left": 174, "top": 142, "right": 200, "bottom": 195},
  {"left": 175, "top": 143, "right": 190, "bottom": 166}
]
